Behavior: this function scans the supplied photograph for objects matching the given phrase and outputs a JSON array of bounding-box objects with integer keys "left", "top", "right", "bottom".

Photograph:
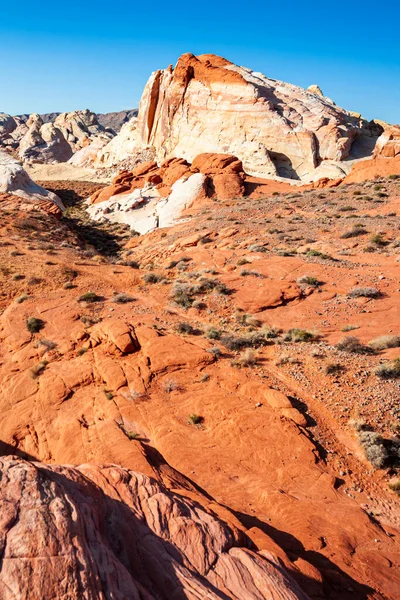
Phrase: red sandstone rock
[{"left": 0, "top": 456, "right": 310, "bottom": 600}]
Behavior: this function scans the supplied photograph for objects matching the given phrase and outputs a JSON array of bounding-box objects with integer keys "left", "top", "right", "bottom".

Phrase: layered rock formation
[
  {"left": 121, "top": 53, "right": 376, "bottom": 182},
  {"left": 0, "top": 149, "right": 63, "bottom": 211},
  {"left": 0, "top": 456, "right": 311, "bottom": 600}
]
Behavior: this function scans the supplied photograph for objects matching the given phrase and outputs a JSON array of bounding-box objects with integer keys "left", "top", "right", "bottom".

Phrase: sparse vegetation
[
  {"left": 188, "top": 413, "right": 203, "bottom": 425},
  {"left": 375, "top": 358, "right": 400, "bottom": 379},
  {"left": 336, "top": 336, "right": 375, "bottom": 354},
  {"left": 31, "top": 360, "right": 48, "bottom": 379},
  {"left": 297, "top": 275, "right": 321, "bottom": 287},
  {"left": 325, "top": 362, "right": 344, "bottom": 375},
  {"left": 26, "top": 317, "right": 45, "bottom": 334},
  {"left": 143, "top": 272, "right": 162, "bottom": 284},
  {"left": 368, "top": 335, "right": 400, "bottom": 351},
  {"left": 348, "top": 287, "right": 381, "bottom": 299},
  {"left": 358, "top": 430, "right": 388, "bottom": 469},
  {"left": 78, "top": 291, "right": 103, "bottom": 303},
  {"left": 175, "top": 321, "right": 198, "bottom": 335},
  {"left": 16, "top": 294, "right": 29, "bottom": 304},
  {"left": 234, "top": 348, "right": 257, "bottom": 367},
  {"left": 111, "top": 292, "right": 136, "bottom": 303},
  {"left": 340, "top": 227, "right": 368, "bottom": 239},
  {"left": 284, "top": 329, "right": 318, "bottom": 343}
]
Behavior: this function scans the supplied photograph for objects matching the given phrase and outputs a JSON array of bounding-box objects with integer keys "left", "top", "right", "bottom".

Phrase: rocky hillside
[
  {"left": 1, "top": 161, "right": 400, "bottom": 597},
  {"left": 14, "top": 108, "right": 137, "bottom": 132}
]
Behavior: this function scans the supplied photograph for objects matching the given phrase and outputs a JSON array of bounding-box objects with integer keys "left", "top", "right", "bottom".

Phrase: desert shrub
[
  {"left": 77, "top": 348, "right": 88, "bottom": 356},
  {"left": 248, "top": 244, "right": 268, "bottom": 253},
  {"left": 375, "top": 358, "right": 400, "bottom": 379},
  {"left": 163, "top": 379, "right": 179, "bottom": 393},
  {"left": 388, "top": 480, "right": 400, "bottom": 494},
  {"left": 325, "top": 362, "right": 344, "bottom": 375},
  {"left": 341, "top": 324, "right": 359, "bottom": 332},
  {"left": 63, "top": 281, "right": 75, "bottom": 289},
  {"left": 237, "top": 258, "right": 250, "bottom": 266},
  {"left": 297, "top": 275, "right": 321, "bottom": 287},
  {"left": 388, "top": 174, "right": 399, "bottom": 180},
  {"left": 12, "top": 274, "right": 25, "bottom": 281},
  {"left": 175, "top": 321, "right": 198, "bottom": 335},
  {"left": 207, "top": 346, "right": 222, "bottom": 358},
  {"left": 306, "top": 249, "right": 332, "bottom": 260},
  {"left": 188, "top": 413, "right": 203, "bottom": 425},
  {"left": 124, "top": 260, "right": 140, "bottom": 269},
  {"left": 370, "top": 233, "right": 386, "bottom": 247},
  {"left": 284, "top": 329, "right": 318, "bottom": 343},
  {"left": 206, "top": 327, "right": 221, "bottom": 340},
  {"left": 340, "top": 227, "right": 368, "bottom": 239},
  {"left": 37, "top": 339, "right": 56, "bottom": 351},
  {"left": 123, "top": 388, "right": 144, "bottom": 401},
  {"left": 348, "top": 287, "right": 381, "bottom": 299},
  {"left": 358, "top": 430, "right": 388, "bottom": 469},
  {"left": 170, "top": 282, "right": 195, "bottom": 307},
  {"left": 78, "top": 291, "right": 102, "bottom": 303},
  {"left": 26, "top": 317, "right": 45, "bottom": 333},
  {"left": 240, "top": 269, "right": 263, "bottom": 278},
  {"left": 368, "top": 335, "right": 400, "bottom": 351},
  {"left": 170, "top": 278, "right": 229, "bottom": 307},
  {"left": 31, "top": 360, "right": 48, "bottom": 379},
  {"left": 126, "top": 431, "right": 139, "bottom": 440},
  {"left": 339, "top": 205, "right": 355, "bottom": 212},
  {"left": 143, "top": 272, "right": 162, "bottom": 284},
  {"left": 111, "top": 293, "right": 136, "bottom": 303},
  {"left": 16, "top": 294, "right": 29, "bottom": 304},
  {"left": 200, "top": 373, "right": 210, "bottom": 382},
  {"left": 235, "top": 348, "right": 257, "bottom": 367},
  {"left": 336, "top": 336, "right": 375, "bottom": 354},
  {"left": 104, "top": 390, "right": 113, "bottom": 400},
  {"left": 221, "top": 330, "right": 275, "bottom": 351}
]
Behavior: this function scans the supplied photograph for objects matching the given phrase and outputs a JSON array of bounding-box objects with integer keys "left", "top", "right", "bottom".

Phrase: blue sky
[{"left": 1, "top": 0, "right": 399, "bottom": 123}]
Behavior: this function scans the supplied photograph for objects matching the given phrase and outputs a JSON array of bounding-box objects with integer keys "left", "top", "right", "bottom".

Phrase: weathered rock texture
[
  {"left": 130, "top": 53, "right": 372, "bottom": 182},
  {"left": 0, "top": 456, "right": 311, "bottom": 600},
  {"left": 0, "top": 110, "right": 114, "bottom": 165},
  {"left": 374, "top": 124, "right": 400, "bottom": 159},
  {"left": 0, "top": 150, "right": 63, "bottom": 210},
  {"left": 87, "top": 153, "right": 248, "bottom": 233}
]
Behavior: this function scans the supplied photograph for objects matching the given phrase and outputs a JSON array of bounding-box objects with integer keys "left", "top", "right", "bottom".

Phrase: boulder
[{"left": 0, "top": 150, "right": 64, "bottom": 209}]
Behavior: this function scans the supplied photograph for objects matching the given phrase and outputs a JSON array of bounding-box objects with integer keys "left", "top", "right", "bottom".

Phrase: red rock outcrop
[
  {"left": 0, "top": 456, "right": 310, "bottom": 600},
  {"left": 373, "top": 124, "right": 400, "bottom": 159}
]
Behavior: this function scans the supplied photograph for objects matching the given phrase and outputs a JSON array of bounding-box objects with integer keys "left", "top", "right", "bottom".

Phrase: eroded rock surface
[
  {"left": 122, "top": 53, "right": 375, "bottom": 182},
  {"left": 0, "top": 456, "right": 310, "bottom": 600},
  {"left": 0, "top": 149, "right": 63, "bottom": 210}
]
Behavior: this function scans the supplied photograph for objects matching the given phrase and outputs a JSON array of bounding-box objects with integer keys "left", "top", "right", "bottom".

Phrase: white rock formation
[
  {"left": 87, "top": 172, "right": 205, "bottom": 234},
  {"left": 100, "top": 53, "right": 375, "bottom": 181},
  {"left": 0, "top": 150, "right": 64, "bottom": 208},
  {"left": 95, "top": 115, "right": 138, "bottom": 167}
]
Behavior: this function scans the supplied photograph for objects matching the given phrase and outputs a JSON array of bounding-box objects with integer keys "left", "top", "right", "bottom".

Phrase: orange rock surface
[{"left": 1, "top": 169, "right": 400, "bottom": 599}]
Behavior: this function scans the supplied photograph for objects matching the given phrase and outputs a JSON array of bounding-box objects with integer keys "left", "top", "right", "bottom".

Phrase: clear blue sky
[{"left": 1, "top": 0, "right": 399, "bottom": 123}]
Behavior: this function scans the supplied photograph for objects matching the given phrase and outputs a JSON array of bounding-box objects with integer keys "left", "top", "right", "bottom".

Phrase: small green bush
[
  {"left": 188, "top": 414, "right": 203, "bottom": 425},
  {"left": 284, "top": 329, "right": 318, "bottom": 343},
  {"left": 78, "top": 291, "right": 102, "bottom": 303},
  {"left": 26, "top": 317, "right": 45, "bottom": 333}
]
